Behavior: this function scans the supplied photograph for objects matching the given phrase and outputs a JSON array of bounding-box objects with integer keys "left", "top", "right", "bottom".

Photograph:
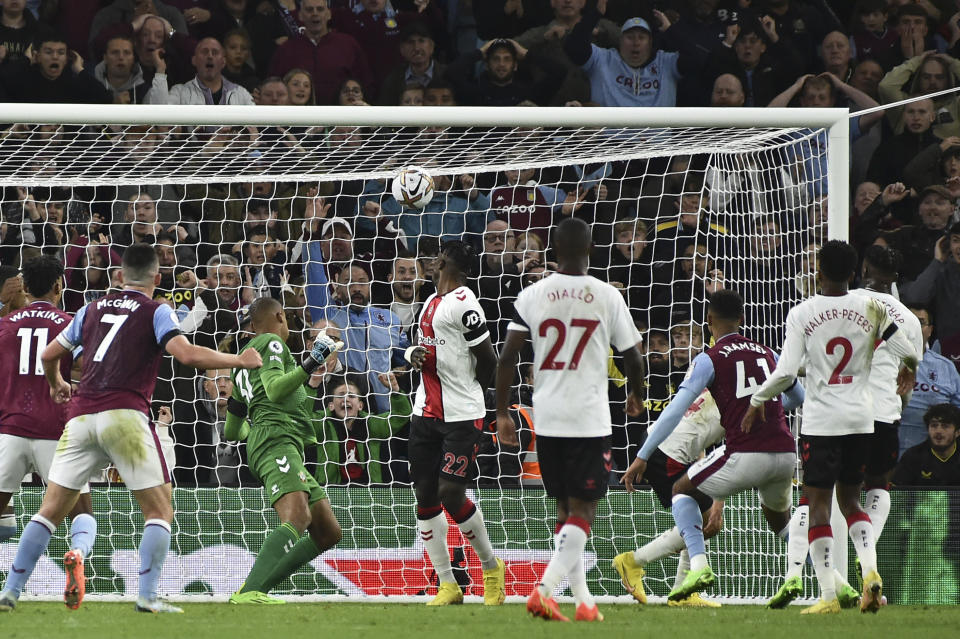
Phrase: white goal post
[{"left": 0, "top": 105, "right": 850, "bottom": 604}]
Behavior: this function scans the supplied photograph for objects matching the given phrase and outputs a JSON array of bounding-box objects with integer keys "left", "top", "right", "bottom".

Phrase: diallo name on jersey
[
  {"left": 802, "top": 308, "right": 873, "bottom": 337},
  {"left": 546, "top": 287, "right": 596, "bottom": 304}
]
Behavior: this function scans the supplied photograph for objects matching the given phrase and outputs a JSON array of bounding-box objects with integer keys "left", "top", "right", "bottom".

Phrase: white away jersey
[
  {"left": 855, "top": 288, "right": 925, "bottom": 423},
  {"left": 752, "top": 293, "right": 920, "bottom": 436},
  {"left": 659, "top": 388, "right": 725, "bottom": 466},
  {"left": 414, "top": 287, "right": 488, "bottom": 422},
  {"left": 507, "top": 273, "right": 641, "bottom": 437}
]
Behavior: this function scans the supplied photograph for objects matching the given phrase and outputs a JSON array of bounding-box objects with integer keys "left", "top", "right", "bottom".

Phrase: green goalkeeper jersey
[{"left": 230, "top": 332, "right": 314, "bottom": 446}]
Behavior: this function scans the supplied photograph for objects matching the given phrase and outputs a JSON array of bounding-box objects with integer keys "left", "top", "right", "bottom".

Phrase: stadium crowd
[{"left": 0, "top": 0, "right": 958, "bottom": 488}]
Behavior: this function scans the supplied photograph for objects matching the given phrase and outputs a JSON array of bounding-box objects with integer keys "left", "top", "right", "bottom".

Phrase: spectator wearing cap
[
  {"left": 93, "top": 35, "right": 148, "bottom": 103},
  {"left": 301, "top": 213, "right": 354, "bottom": 325},
  {"left": 1, "top": 30, "right": 112, "bottom": 103},
  {"left": 705, "top": 15, "right": 803, "bottom": 107},
  {"left": 0, "top": 265, "right": 25, "bottom": 317},
  {"left": 904, "top": 136, "right": 960, "bottom": 193},
  {"left": 322, "top": 263, "right": 410, "bottom": 414},
  {"left": 879, "top": 52, "right": 960, "bottom": 139},
  {"left": 145, "top": 35, "right": 252, "bottom": 104},
  {"left": 902, "top": 219, "right": 960, "bottom": 340},
  {"left": 893, "top": 403, "right": 960, "bottom": 486},
  {"left": 444, "top": 37, "right": 567, "bottom": 106},
  {"left": 867, "top": 98, "right": 940, "bottom": 189},
  {"left": 564, "top": 5, "right": 688, "bottom": 107},
  {"left": 268, "top": 0, "right": 372, "bottom": 104},
  {"left": 512, "top": 0, "right": 619, "bottom": 106},
  {"left": 0, "top": 0, "right": 40, "bottom": 67},
  {"left": 880, "top": 185, "right": 955, "bottom": 280},
  {"left": 377, "top": 20, "right": 442, "bottom": 106},
  {"left": 331, "top": 0, "right": 444, "bottom": 92}
]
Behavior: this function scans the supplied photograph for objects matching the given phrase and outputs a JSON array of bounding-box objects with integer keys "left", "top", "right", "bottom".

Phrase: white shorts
[
  {"left": 687, "top": 445, "right": 795, "bottom": 512},
  {"left": 48, "top": 409, "right": 174, "bottom": 492},
  {"left": 0, "top": 434, "right": 91, "bottom": 494}
]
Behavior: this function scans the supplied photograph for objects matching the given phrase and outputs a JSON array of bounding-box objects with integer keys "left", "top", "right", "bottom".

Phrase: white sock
[
  {"left": 809, "top": 527, "right": 836, "bottom": 601},
  {"left": 786, "top": 505, "right": 809, "bottom": 580},
  {"left": 635, "top": 526, "right": 685, "bottom": 566},
  {"left": 848, "top": 515, "right": 878, "bottom": 576},
  {"left": 689, "top": 551, "right": 708, "bottom": 572},
  {"left": 418, "top": 512, "right": 454, "bottom": 584},
  {"left": 537, "top": 521, "right": 588, "bottom": 598},
  {"left": 864, "top": 488, "right": 891, "bottom": 543},
  {"left": 568, "top": 553, "right": 594, "bottom": 607},
  {"left": 455, "top": 506, "right": 498, "bottom": 571},
  {"left": 674, "top": 549, "right": 690, "bottom": 589}
]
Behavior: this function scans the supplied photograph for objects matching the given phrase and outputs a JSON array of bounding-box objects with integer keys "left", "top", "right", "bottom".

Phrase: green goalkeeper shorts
[{"left": 248, "top": 435, "right": 327, "bottom": 506}]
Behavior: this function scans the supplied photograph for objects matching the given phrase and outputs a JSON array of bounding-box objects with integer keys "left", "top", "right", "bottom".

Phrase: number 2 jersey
[
  {"left": 507, "top": 273, "right": 642, "bottom": 438},
  {"left": 0, "top": 301, "right": 73, "bottom": 439},
  {"left": 753, "top": 292, "right": 921, "bottom": 436}
]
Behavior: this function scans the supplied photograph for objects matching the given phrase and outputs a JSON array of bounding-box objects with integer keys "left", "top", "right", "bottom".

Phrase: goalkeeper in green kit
[{"left": 225, "top": 296, "right": 343, "bottom": 604}]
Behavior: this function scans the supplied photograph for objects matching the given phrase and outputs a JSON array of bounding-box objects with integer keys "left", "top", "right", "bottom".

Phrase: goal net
[{"left": 0, "top": 105, "right": 848, "bottom": 603}]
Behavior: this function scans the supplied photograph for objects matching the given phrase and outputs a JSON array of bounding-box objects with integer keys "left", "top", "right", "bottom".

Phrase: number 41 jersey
[{"left": 507, "top": 273, "right": 641, "bottom": 438}]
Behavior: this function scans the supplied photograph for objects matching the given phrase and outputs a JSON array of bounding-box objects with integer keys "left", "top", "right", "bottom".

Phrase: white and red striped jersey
[
  {"left": 413, "top": 286, "right": 489, "bottom": 422},
  {"left": 507, "top": 273, "right": 642, "bottom": 437}
]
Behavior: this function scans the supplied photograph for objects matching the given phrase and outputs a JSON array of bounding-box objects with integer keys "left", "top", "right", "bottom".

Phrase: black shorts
[
  {"left": 645, "top": 449, "right": 713, "bottom": 512},
  {"left": 537, "top": 435, "right": 611, "bottom": 501},
  {"left": 800, "top": 434, "right": 870, "bottom": 489},
  {"left": 865, "top": 421, "right": 900, "bottom": 479},
  {"left": 408, "top": 415, "right": 482, "bottom": 485}
]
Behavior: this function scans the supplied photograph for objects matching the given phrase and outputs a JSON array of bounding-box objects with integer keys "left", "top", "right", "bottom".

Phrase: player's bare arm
[
  {"left": 620, "top": 456, "right": 647, "bottom": 492},
  {"left": 40, "top": 339, "right": 73, "bottom": 404},
  {"left": 495, "top": 329, "right": 528, "bottom": 447},
  {"left": 164, "top": 334, "right": 263, "bottom": 370},
  {"left": 470, "top": 336, "right": 497, "bottom": 388},
  {"left": 621, "top": 341, "right": 646, "bottom": 416}
]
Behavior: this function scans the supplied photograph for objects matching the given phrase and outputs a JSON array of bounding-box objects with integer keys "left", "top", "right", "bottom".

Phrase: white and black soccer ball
[{"left": 391, "top": 166, "right": 435, "bottom": 209}]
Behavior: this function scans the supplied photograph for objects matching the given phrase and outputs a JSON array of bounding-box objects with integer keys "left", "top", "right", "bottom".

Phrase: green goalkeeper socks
[
  {"left": 239, "top": 522, "right": 301, "bottom": 594},
  {"left": 260, "top": 535, "right": 322, "bottom": 594}
]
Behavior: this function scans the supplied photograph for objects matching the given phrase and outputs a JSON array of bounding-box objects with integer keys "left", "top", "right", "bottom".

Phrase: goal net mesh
[{"left": 0, "top": 117, "right": 831, "bottom": 602}]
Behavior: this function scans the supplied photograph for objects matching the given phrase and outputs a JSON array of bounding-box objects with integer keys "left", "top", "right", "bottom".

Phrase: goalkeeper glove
[{"left": 301, "top": 329, "right": 343, "bottom": 374}]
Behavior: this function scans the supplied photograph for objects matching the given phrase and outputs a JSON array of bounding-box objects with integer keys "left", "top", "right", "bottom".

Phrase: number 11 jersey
[{"left": 507, "top": 273, "right": 641, "bottom": 438}]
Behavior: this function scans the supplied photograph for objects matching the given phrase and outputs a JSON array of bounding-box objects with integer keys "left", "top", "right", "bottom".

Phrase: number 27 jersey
[{"left": 508, "top": 273, "right": 641, "bottom": 438}]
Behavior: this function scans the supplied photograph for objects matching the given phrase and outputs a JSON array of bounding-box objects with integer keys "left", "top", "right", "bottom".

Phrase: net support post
[{"left": 826, "top": 112, "right": 850, "bottom": 242}]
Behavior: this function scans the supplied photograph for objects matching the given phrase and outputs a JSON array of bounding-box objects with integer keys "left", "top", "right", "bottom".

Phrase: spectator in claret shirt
[
  {"left": 850, "top": 0, "right": 898, "bottom": 68},
  {"left": 444, "top": 38, "right": 566, "bottom": 107},
  {"left": 269, "top": 0, "right": 372, "bottom": 105}
]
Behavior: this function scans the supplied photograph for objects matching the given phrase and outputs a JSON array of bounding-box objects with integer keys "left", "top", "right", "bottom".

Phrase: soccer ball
[{"left": 391, "top": 166, "right": 435, "bottom": 209}]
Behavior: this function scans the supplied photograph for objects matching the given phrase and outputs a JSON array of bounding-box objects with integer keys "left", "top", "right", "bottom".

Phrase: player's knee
[
  {"left": 437, "top": 482, "right": 466, "bottom": 511},
  {"left": 288, "top": 509, "right": 312, "bottom": 533}
]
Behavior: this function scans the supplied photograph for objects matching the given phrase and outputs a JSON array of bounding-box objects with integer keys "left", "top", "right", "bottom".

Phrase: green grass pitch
[{"left": 4, "top": 603, "right": 960, "bottom": 639}]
